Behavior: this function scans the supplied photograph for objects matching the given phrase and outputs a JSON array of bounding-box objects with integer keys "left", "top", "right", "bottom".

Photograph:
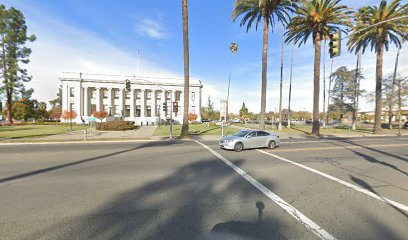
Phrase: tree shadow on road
[
  {"left": 350, "top": 175, "right": 408, "bottom": 219},
  {"left": 327, "top": 140, "right": 408, "bottom": 177},
  {"left": 23, "top": 156, "right": 291, "bottom": 240},
  {"left": 0, "top": 141, "right": 184, "bottom": 184}
]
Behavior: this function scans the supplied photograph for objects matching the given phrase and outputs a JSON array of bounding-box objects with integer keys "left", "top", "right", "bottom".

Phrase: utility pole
[
  {"left": 393, "top": 45, "right": 402, "bottom": 136},
  {"left": 352, "top": 50, "right": 362, "bottom": 130},
  {"left": 288, "top": 43, "right": 294, "bottom": 129},
  {"left": 322, "top": 40, "right": 326, "bottom": 127},
  {"left": 326, "top": 59, "right": 334, "bottom": 124},
  {"left": 136, "top": 50, "right": 140, "bottom": 75},
  {"left": 278, "top": 25, "right": 284, "bottom": 130}
]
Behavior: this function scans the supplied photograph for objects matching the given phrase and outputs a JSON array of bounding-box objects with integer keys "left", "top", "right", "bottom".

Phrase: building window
[
  {"left": 136, "top": 90, "right": 141, "bottom": 99},
  {"left": 191, "top": 105, "right": 195, "bottom": 114},
  {"left": 157, "top": 92, "right": 161, "bottom": 100},
  {"left": 91, "top": 104, "right": 96, "bottom": 114},
  {"left": 191, "top": 92, "right": 195, "bottom": 101},
  {"left": 147, "top": 91, "right": 152, "bottom": 100},
  {"left": 156, "top": 105, "right": 160, "bottom": 116},
  {"left": 103, "top": 105, "right": 108, "bottom": 112},
  {"left": 69, "top": 87, "right": 75, "bottom": 97},
  {"left": 103, "top": 89, "right": 108, "bottom": 99},
  {"left": 136, "top": 105, "right": 141, "bottom": 117},
  {"left": 166, "top": 92, "right": 171, "bottom": 100},
  {"left": 114, "top": 89, "right": 120, "bottom": 99},
  {"left": 69, "top": 103, "right": 75, "bottom": 111},
  {"left": 125, "top": 105, "right": 130, "bottom": 117},
  {"left": 125, "top": 91, "right": 130, "bottom": 99},
  {"left": 114, "top": 105, "right": 119, "bottom": 115},
  {"left": 91, "top": 89, "right": 97, "bottom": 99},
  {"left": 146, "top": 106, "right": 152, "bottom": 117}
]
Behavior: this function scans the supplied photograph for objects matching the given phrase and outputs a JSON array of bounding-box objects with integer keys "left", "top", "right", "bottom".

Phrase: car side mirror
[{"left": 246, "top": 135, "right": 252, "bottom": 138}]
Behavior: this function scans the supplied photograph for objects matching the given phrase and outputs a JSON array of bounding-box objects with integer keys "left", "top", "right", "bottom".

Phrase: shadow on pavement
[
  {"left": 0, "top": 141, "right": 183, "bottom": 184},
  {"left": 350, "top": 175, "right": 408, "bottom": 219},
  {"left": 328, "top": 140, "right": 408, "bottom": 177},
  {"left": 23, "top": 158, "right": 291, "bottom": 240}
]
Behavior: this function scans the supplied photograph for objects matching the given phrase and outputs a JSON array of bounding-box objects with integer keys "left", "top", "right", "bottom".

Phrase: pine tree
[{"left": 0, "top": 5, "right": 36, "bottom": 124}]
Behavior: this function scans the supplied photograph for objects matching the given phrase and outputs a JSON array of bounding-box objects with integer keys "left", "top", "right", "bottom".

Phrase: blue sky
[{"left": 3, "top": 0, "right": 407, "bottom": 113}]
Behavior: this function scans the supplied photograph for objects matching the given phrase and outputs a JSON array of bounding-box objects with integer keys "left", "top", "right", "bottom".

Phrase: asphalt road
[{"left": 0, "top": 136, "right": 407, "bottom": 240}]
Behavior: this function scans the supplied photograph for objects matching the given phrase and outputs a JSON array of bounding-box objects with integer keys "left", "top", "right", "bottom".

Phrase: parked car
[
  {"left": 232, "top": 119, "right": 241, "bottom": 123},
  {"left": 219, "top": 130, "right": 280, "bottom": 152}
]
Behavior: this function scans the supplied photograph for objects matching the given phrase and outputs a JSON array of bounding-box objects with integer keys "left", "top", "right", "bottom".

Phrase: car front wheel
[
  {"left": 234, "top": 142, "right": 243, "bottom": 152},
  {"left": 268, "top": 140, "right": 276, "bottom": 149}
]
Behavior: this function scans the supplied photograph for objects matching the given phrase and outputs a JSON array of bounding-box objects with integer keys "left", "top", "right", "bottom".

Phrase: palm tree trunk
[
  {"left": 259, "top": 16, "right": 269, "bottom": 130},
  {"left": 312, "top": 33, "right": 321, "bottom": 135},
  {"left": 181, "top": 0, "right": 189, "bottom": 137},
  {"left": 322, "top": 40, "right": 326, "bottom": 127},
  {"left": 373, "top": 44, "right": 384, "bottom": 134}
]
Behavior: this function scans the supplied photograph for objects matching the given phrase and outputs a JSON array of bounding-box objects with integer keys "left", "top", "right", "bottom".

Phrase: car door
[
  {"left": 256, "top": 131, "right": 269, "bottom": 147},
  {"left": 243, "top": 131, "right": 257, "bottom": 149}
]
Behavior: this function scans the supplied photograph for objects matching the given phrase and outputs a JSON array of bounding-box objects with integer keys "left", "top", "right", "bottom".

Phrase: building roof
[{"left": 59, "top": 72, "right": 202, "bottom": 88}]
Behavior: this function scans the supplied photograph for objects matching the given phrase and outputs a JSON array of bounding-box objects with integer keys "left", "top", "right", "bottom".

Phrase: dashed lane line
[
  {"left": 193, "top": 140, "right": 337, "bottom": 240},
  {"left": 257, "top": 149, "right": 408, "bottom": 213}
]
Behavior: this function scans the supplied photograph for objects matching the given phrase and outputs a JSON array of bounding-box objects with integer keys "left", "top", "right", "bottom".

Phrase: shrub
[
  {"left": 92, "top": 111, "right": 108, "bottom": 122},
  {"left": 61, "top": 111, "right": 77, "bottom": 120},
  {"left": 96, "top": 121, "right": 136, "bottom": 131}
]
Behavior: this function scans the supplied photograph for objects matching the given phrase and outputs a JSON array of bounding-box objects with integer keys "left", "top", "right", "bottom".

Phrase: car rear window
[{"left": 257, "top": 131, "right": 269, "bottom": 136}]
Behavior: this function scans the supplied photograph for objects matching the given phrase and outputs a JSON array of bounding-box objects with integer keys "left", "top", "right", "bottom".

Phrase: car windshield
[{"left": 234, "top": 130, "right": 251, "bottom": 137}]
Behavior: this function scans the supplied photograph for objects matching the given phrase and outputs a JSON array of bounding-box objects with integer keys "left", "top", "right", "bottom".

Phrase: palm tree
[
  {"left": 347, "top": 0, "right": 408, "bottom": 134},
  {"left": 286, "top": 0, "right": 353, "bottom": 135},
  {"left": 181, "top": 0, "right": 190, "bottom": 137},
  {"left": 231, "top": 0, "right": 296, "bottom": 130},
  {"left": 226, "top": 42, "right": 239, "bottom": 121}
]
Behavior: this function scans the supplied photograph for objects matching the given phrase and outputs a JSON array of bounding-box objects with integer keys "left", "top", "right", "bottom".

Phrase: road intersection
[{"left": 0, "top": 136, "right": 407, "bottom": 239}]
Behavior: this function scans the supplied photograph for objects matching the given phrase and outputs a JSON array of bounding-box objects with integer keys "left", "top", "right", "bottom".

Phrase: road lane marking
[
  {"left": 280, "top": 137, "right": 408, "bottom": 145},
  {"left": 257, "top": 149, "right": 408, "bottom": 213},
  {"left": 194, "top": 140, "right": 337, "bottom": 240},
  {"left": 272, "top": 143, "right": 408, "bottom": 152}
]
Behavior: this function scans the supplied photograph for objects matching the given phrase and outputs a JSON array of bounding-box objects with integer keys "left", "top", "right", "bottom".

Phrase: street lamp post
[{"left": 226, "top": 42, "right": 238, "bottom": 122}]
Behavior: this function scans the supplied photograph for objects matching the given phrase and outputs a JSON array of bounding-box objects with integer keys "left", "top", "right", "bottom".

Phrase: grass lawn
[
  {"left": 154, "top": 124, "right": 240, "bottom": 136},
  {"left": 0, "top": 124, "right": 88, "bottom": 139},
  {"left": 255, "top": 124, "right": 402, "bottom": 136}
]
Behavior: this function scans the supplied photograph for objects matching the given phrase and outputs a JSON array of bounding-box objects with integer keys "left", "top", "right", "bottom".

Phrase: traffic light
[
  {"left": 329, "top": 32, "right": 341, "bottom": 58},
  {"left": 162, "top": 102, "right": 167, "bottom": 111},
  {"left": 125, "top": 79, "right": 131, "bottom": 91},
  {"left": 173, "top": 101, "right": 178, "bottom": 113}
]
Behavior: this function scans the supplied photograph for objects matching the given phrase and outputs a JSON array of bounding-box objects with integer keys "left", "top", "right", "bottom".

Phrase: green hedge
[{"left": 96, "top": 121, "right": 136, "bottom": 131}]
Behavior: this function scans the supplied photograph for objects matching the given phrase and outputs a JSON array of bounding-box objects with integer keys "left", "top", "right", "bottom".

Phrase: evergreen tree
[{"left": 0, "top": 5, "right": 36, "bottom": 124}]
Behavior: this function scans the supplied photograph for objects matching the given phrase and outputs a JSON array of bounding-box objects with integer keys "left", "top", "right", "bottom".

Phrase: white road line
[
  {"left": 257, "top": 149, "right": 408, "bottom": 213},
  {"left": 193, "top": 140, "right": 337, "bottom": 240},
  {"left": 280, "top": 137, "right": 408, "bottom": 144}
]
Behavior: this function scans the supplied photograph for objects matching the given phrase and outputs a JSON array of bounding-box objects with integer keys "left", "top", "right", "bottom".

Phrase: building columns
[
  {"left": 83, "top": 87, "right": 89, "bottom": 116},
  {"left": 107, "top": 88, "right": 113, "bottom": 116},
  {"left": 96, "top": 88, "right": 101, "bottom": 112},
  {"left": 130, "top": 89, "right": 135, "bottom": 117},
  {"left": 153, "top": 90, "right": 157, "bottom": 117},
  {"left": 141, "top": 89, "right": 146, "bottom": 118},
  {"left": 119, "top": 88, "right": 124, "bottom": 117}
]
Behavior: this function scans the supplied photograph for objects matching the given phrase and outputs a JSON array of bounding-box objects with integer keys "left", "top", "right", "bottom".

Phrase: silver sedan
[{"left": 219, "top": 130, "right": 280, "bottom": 152}]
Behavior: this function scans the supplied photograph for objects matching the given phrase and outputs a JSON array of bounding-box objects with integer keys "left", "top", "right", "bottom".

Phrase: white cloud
[
  {"left": 135, "top": 19, "right": 169, "bottom": 39},
  {"left": 22, "top": 12, "right": 177, "bottom": 104}
]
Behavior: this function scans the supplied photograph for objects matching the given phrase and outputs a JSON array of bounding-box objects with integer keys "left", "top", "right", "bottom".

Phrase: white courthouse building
[{"left": 60, "top": 72, "right": 203, "bottom": 125}]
